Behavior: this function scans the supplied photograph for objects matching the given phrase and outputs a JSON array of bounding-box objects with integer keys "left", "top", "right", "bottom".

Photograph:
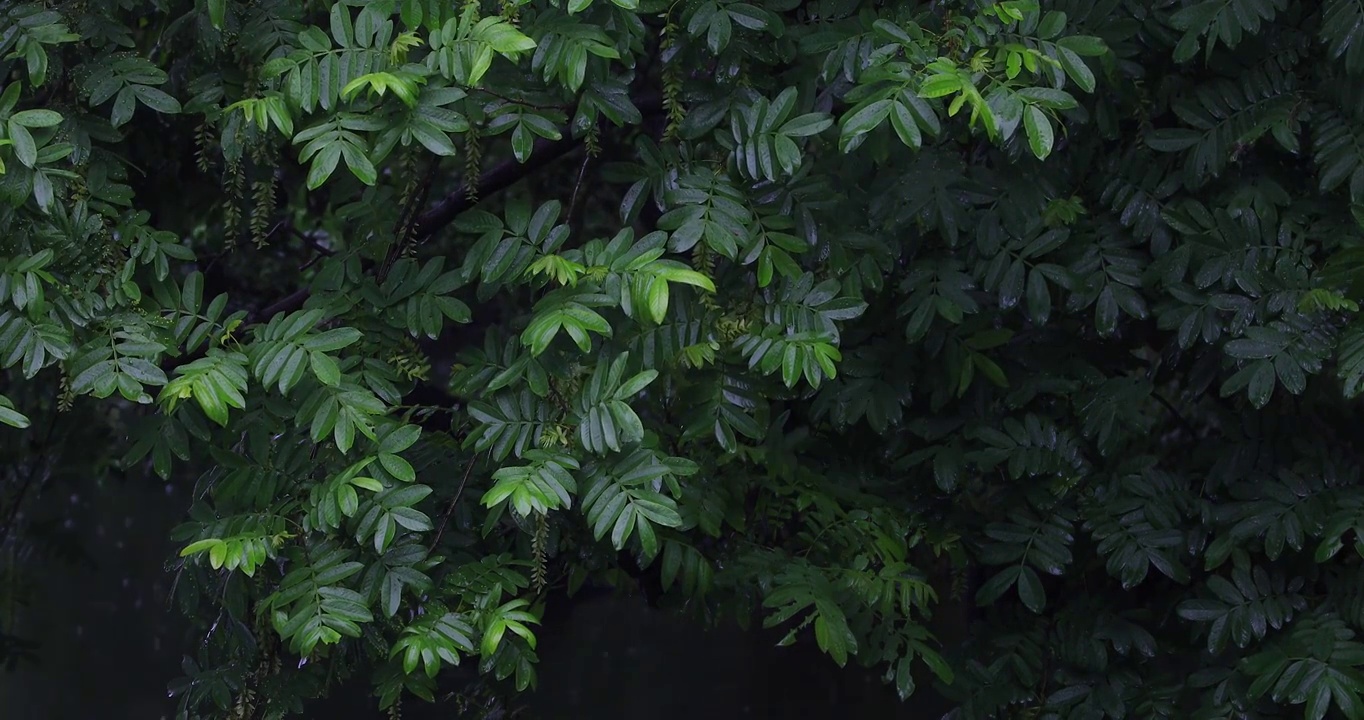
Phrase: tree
[{"left": 4, "top": 0, "right": 1364, "bottom": 717}]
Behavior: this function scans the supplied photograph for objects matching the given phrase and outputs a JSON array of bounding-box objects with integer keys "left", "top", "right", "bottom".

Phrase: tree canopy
[{"left": 4, "top": 0, "right": 1364, "bottom": 717}]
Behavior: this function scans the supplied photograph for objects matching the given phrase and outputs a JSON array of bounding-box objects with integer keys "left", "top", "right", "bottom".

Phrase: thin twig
[
  {"left": 295, "top": 229, "right": 334, "bottom": 271},
  {"left": 1152, "top": 391, "right": 1198, "bottom": 438},
  {"left": 566, "top": 149, "right": 594, "bottom": 231},
  {"left": 0, "top": 410, "right": 59, "bottom": 550},
  {"left": 378, "top": 157, "right": 443, "bottom": 283},
  {"left": 474, "top": 87, "right": 573, "bottom": 112},
  {"left": 288, "top": 226, "right": 333, "bottom": 255},
  {"left": 297, "top": 252, "right": 326, "bottom": 272},
  {"left": 430, "top": 453, "right": 480, "bottom": 550}
]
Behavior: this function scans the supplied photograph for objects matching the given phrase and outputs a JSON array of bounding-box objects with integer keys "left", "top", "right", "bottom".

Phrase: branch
[
  {"left": 408, "top": 131, "right": 585, "bottom": 242},
  {"left": 250, "top": 92, "right": 664, "bottom": 322},
  {"left": 430, "top": 453, "right": 480, "bottom": 551},
  {"left": 0, "top": 411, "right": 60, "bottom": 549},
  {"left": 411, "top": 90, "right": 662, "bottom": 241},
  {"left": 1152, "top": 391, "right": 1198, "bottom": 438},
  {"left": 472, "top": 87, "right": 573, "bottom": 112},
  {"left": 252, "top": 287, "right": 311, "bottom": 322},
  {"left": 378, "top": 156, "right": 443, "bottom": 282}
]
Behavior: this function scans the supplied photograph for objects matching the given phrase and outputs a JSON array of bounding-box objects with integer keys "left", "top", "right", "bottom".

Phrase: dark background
[{"left": 0, "top": 468, "right": 936, "bottom": 719}]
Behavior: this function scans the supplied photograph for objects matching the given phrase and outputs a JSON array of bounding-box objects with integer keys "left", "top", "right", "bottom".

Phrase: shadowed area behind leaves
[{"left": 1, "top": 466, "right": 937, "bottom": 719}]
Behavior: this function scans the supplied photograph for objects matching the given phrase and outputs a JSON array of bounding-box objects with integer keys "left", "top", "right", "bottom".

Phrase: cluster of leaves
[{"left": 7, "top": 0, "right": 1364, "bottom": 718}]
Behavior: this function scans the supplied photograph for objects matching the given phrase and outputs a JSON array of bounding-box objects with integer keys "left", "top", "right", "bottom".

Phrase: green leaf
[
  {"left": 976, "top": 566, "right": 1020, "bottom": 605},
  {"left": 1015, "top": 88, "right": 1078, "bottom": 110},
  {"left": 1037, "top": 11, "right": 1067, "bottom": 39},
  {"left": 918, "top": 74, "right": 963, "bottom": 99},
  {"left": 340, "top": 143, "right": 377, "bottom": 185},
  {"left": 132, "top": 85, "right": 182, "bottom": 114},
  {"left": 379, "top": 453, "right": 416, "bottom": 483},
  {"left": 812, "top": 603, "right": 855, "bottom": 667},
  {"left": 614, "top": 370, "right": 658, "bottom": 399},
  {"left": 380, "top": 425, "right": 422, "bottom": 454},
  {"left": 1225, "top": 338, "right": 1282, "bottom": 359},
  {"left": 1026, "top": 268, "right": 1052, "bottom": 325},
  {"left": 477, "top": 18, "right": 537, "bottom": 55},
  {"left": 111, "top": 86, "right": 138, "bottom": 127},
  {"left": 208, "top": 0, "right": 226, "bottom": 28},
  {"left": 779, "top": 113, "right": 833, "bottom": 138},
  {"left": 309, "top": 351, "right": 341, "bottom": 386},
  {"left": 308, "top": 144, "right": 343, "bottom": 189},
  {"left": 1058, "top": 35, "right": 1108, "bottom": 56},
  {"left": 1095, "top": 285, "right": 1119, "bottom": 336},
  {"left": 1056, "top": 47, "right": 1096, "bottom": 93},
  {"left": 889, "top": 100, "right": 922, "bottom": 148},
  {"left": 511, "top": 123, "right": 533, "bottom": 163},
  {"left": 840, "top": 99, "right": 893, "bottom": 144},
  {"left": 0, "top": 403, "right": 31, "bottom": 429},
  {"left": 180, "top": 539, "right": 221, "bottom": 557},
  {"left": 1248, "top": 361, "right": 1276, "bottom": 408},
  {"left": 1017, "top": 566, "right": 1045, "bottom": 612},
  {"left": 707, "top": 11, "right": 732, "bottom": 54},
  {"left": 10, "top": 109, "right": 62, "bottom": 128},
  {"left": 1023, "top": 105, "right": 1054, "bottom": 159},
  {"left": 304, "top": 328, "right": 363, "bottom": 352},
  {"left": 7, "top": 124, "right": 35, "bottom": 168}
]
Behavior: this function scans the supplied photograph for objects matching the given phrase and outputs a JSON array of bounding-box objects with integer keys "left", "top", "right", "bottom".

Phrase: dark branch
[
  {"left": 430, "top": 453, "right": 479, "bottom": 551},
  {"left": 253, "top": 288, "right": 311, "bottom": 323},
  {"left": 0, "top": 411, "right": 60, "bottom": 550},
  {"left": 250, "top": 92, "right": 664, "bottom": 322},
  {"left": 409, "top": 131, "right": 585, "bottom": 243},
  {"left": 410, "top": 91, "right": 661, "bottom": 242},
  {"left": 378, "top": 156, "right": 443, "bottom": 283}
]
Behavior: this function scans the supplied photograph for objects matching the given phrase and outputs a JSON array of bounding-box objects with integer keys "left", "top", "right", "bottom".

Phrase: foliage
[{"left": 5, "top": 0, "right": 1364, "bottom": 718}]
